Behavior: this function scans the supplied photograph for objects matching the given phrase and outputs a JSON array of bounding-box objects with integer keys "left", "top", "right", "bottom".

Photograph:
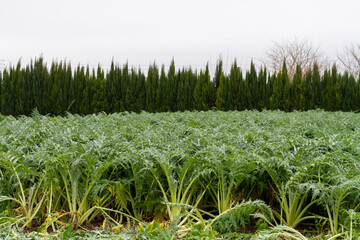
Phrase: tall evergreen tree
[
  {"left": 258, "top": 67, "right": 267, "bottom": 110},
  {"left": 186, "top": 68, "right": 197, "bottom": 110},
  {"left": 214, "top": 58, "right": 223, "bottom": 90},
  {"left": 50, "top": 61, "right": 66, "bottom": 115},
  {"left": 157, "top": 65, "right": 167, "bottom": 112},
  {"left": 120, "top": 63, "right": 129, "bottom": 111},
  {"left": 176, "top": 69, "right": 187, "bottom": 111},
  {"left": 355, "top": 74, "right": 360, "bottom": 110},
  {"left": 23, "top": 65, "right": 33, "bottom": 115},
  {"left": 173, "top": 70, "right": 181, "bottom": 112},
  {"left": 125, "top": 68, "right": 136, "bottom": 112},
  {"left": 14, "top": 63, "right": 26, "bottom": 115},
  {"left": 312, "top": 63, "right": 322, "bottom": 109},
  {"left": 244, "top": 71, "right": 252, "bottom": 109},
  {"left": 324, "top": 65, "right": 341, "bottom": 111},
  {"left": 292, "top": 65, "right": 305, "bottom": 110},
  {"left": 215, "top": 73, "right": 225, "bottom": 110},
  {"left": 32, "top": 57, "right": 47, "bottom": 114},
  {"left": 229, "top": 62, "right": 243, "bottom": 110},
  {"left": 194, "top": 64, "right": 212, "bottom": 111},
  {"left": 249, "top": 62, "right": 259, "bottom": 109},
  {"left": 135, "top": 69, "right": 146, "bottom": 112},
  {"left": 106, "top": 61, "right": 121, "bottom": 112},
  {"left": 72, "top": 65, "right": 86, "bottom": 114},
  {"left": 165, "top": 59, "right": 176, "bottom": 111},
  {"left": 282, "top": 62, "right": 292, "bottom": 112},
  {"left": 146, "top": 63, "right": 159, "bottom": 112},
  {"left": 238, "top": 67, "right": 246, "bottom": 110},
  {"left": 265, "top": 73, "right": 275, "bottom": 109},
  {"left": 270, "top": 71, "right": 283, "bottom": 110},
  {"left": 304, "top": 70, "right": 313, "bottom": 110},
  {"left": 90, "top": 67, "right": 108, "bottom": 113},
  {"left": 340, "top": 72, "right": 356, "bottom": 111},
  {"left": 1, "top": 68, "right": 11, "bottom": 115}
]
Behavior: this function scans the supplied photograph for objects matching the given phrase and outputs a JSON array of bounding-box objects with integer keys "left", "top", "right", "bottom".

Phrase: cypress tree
[
  {"left": 355, "top": 74, "right": 360, "bottom": 111},
  {"left": 135, "top": 69, "right": 146, "bottom": 112},
  {"left": 194, "top": 64, "right": 212, "bottom": 111},
  {"left": 114, "top": 64, "right": 122, "bottom": 112},
  {"left": 215, "top": 73, "right": 225, "bottom": 110},
  {"left": 81, "top": 65, "right": 91, "bottom": 114},
  {"left": 106, "top": 61, "right": 116, "bottom": 112},
  {"left": 186, "top": 68, "right": 196, "bottom": 110},
  {"left": 45, "top": 61, "right": 54, "bottom": 114},
  {"left": 249, "top": 62, "right": 259, "bottom": 109},
  {"left": 106, "top": 61, "right": 122, "bottom": 112},
  {"left": 304, "top": 70, "right": 313, "bottom": 110},
  {"left": 157, "top": 65, "right": 167, "bottom": 112},
  {"left": 75, "top": 66, "right": 86, "bottom": 114},
  {"left": 64, "top": 63, "right": 72, "bottom": 112},
  {"left": 121, "top": 63, "right": 129, "bottom": 111},
  {"left": 31, "top": 57, "right": 47, "bottom": 114},
  {"left": 69, "top": 68, "right": 77, "bottom": 114},
  {"left": 176, "top": 68, "right": 187, "bottom": 111},
  {"left": 14, "top": 63, "right": 26, "bottom": 115},
  {"left": 125, "top": 68, "right": 136, "bottom": 112},
  {"left": 173, "top": 70, "right": 180, "bottom": 112},
  {"left": 52, "top": 62, "right": 65, "bottom": 115},
  {"left": 348, "top": 75, "right": 356, "bottom": 111},
  {"left": 292, "top": 65, "right": 305, "bottom": 110},
  {"left": 340, "top": 72, "right": 349, "bottom": 111},
  {"left": 9, "top": 65, "right": 17, "bottom": 115},
  {"left": 23, "top": 65, "right": 33, "bottom": 115},
  {"left": 1, "top": 68, "right": 11, "bottom": 115},
  {"left": 323, "top": 66, "right": 341, "bottom": 111},
  {"left": 193, "top": 70, "right": 202, "bottom": 110},
  {"left": 244, "top": 71, "right": 251, "bottom": 109},
  {"left": 90, "top": 67, "right": 108, "bottom": 113},
  {"left": 165, "top": 59, "right": 176, "bottom": 111},
  {"left": 282, "top": 62, "right": 292, "bottom": 112},
  {"left": 312, "top": 63, "right": 321, "bottom": 109},
  {"left": 214, "top": 58, "right": 223, "bottom": 90},
  {"left": 229, "top": 61, "right": 242, "bottom": 110},
  {"left": 258, "top": 67, "right": 267, "bottom": 110},
  {"left": 146, "top": 63, "right": 159, "bottom": 112},
  {"left": 83, "top": 68, "right": 93, "bottom": 114},
  {"left": 238, "top": 68, "right": 246, "bottom": 110},
  {"left": 222, "top": 74, "right": 231, "bottom": 110},
  {"left": 323, "top": 69, "right": 332, "bottom": 110},
  {"left": 265, "top": 73, "right": 275, "bottom": 109},
  {"left": 270, "top": 71, "right": 282, "bottom": 110},
  {"left": 340, "top": 72, "right": 356, "bottom": 111}
]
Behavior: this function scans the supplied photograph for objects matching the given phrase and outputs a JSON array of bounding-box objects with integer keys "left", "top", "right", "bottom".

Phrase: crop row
[{"left": 0, "top": 110, "right": 359, "bottom": 239}]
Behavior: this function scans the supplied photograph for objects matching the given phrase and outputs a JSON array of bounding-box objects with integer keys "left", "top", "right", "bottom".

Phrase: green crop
[{"left": 0, "top": 110, "right": 359, "bottom": 239}]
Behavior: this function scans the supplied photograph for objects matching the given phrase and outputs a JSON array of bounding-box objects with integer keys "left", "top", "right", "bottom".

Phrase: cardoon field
[{"left": 0, "top": 110, "right": 359, "bottom": 239}]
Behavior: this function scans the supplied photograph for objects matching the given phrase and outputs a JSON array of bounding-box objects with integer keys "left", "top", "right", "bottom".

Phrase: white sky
[{"left": 1, "top": 0, "right": 359, "bottom": 73}]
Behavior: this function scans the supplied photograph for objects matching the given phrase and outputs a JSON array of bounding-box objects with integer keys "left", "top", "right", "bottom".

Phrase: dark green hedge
[{"left": 1, "top": 58, "right": 359, "bottom": 116}]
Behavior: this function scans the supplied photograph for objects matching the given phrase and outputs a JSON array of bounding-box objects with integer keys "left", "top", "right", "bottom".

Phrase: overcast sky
[{"left": 1, "top": 0, "right": 359, "bottom": 73}]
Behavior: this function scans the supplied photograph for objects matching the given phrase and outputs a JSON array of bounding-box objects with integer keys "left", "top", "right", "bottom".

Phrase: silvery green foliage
[{"left": 0, "top": 110, "right": 359, "bottom": 238}]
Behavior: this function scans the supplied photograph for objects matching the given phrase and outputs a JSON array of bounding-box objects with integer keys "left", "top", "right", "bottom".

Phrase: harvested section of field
[{"left": 0, "top": 110, "right": 359, "bottom": 239}]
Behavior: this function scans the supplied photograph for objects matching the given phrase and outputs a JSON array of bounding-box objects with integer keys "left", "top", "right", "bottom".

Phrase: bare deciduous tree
[
  {"left": 337, "top": 43, "right": 360, "bottom": 77},
  {"left": 262, "top": 38, "right": 328, "bottom": 77}
]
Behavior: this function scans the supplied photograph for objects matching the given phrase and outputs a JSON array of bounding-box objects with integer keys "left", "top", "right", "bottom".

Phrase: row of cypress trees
[{"left": 0, "top": 57, "right": 359, "bottom": 116}]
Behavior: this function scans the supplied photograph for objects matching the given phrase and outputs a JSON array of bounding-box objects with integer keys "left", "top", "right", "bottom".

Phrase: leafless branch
[
  {"left": 337, "top": 43, "right": 360, "bottom": 77},
  {"left": 261, "top": 38, "right": 329, "bottom": 78}
]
